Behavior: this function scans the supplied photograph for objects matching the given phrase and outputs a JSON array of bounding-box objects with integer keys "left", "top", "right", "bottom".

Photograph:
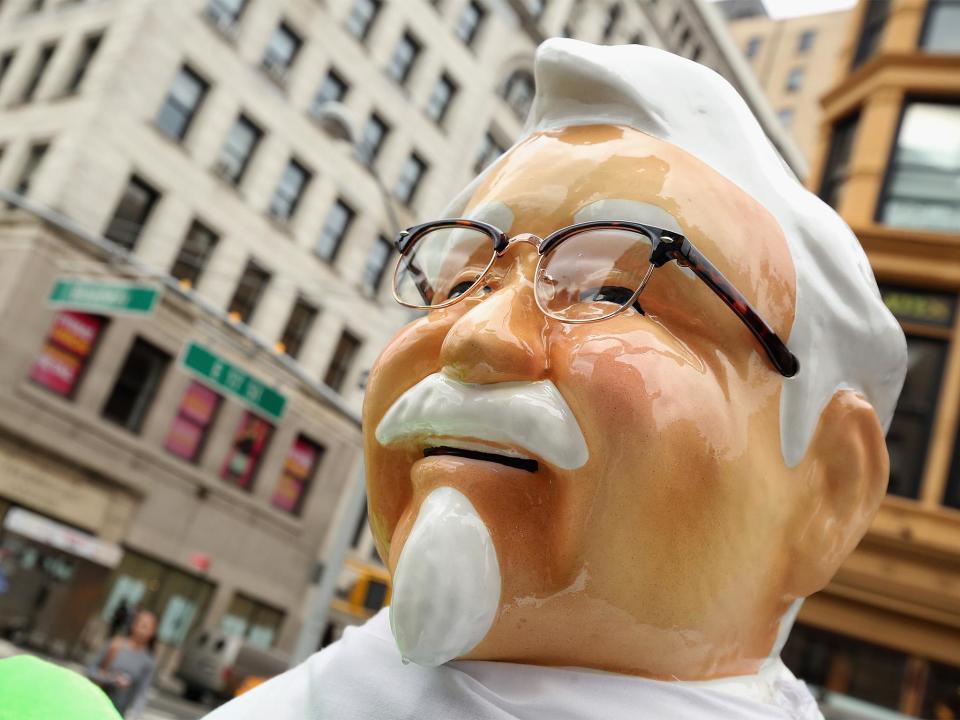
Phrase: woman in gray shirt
[{"left": 87, "top": 609, "right": 157, "bottom": 719}]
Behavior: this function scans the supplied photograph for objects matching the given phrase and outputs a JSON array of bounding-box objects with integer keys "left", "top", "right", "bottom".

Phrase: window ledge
[
  {"left": 264, "top": 209, "right": 296, "bottom": 237},
  {"left": 259, "top": 62, "right": 291, "bottom": 92},
  {"left": 201, "top": 9, "right": 241, "bottom": 46},
  {"left": 149, "top": 120, "right": 191, "bottom": 153},
  {"left": 209, "top": 163, "right": 244, "bottom": 194},
  {"left": 380, "top": 67, "right": 412, "bottom": 97}
]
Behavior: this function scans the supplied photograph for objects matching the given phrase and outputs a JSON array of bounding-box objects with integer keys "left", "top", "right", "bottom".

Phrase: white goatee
[{"left": 389, "top": 486, "right": 501, "bottom": 666}]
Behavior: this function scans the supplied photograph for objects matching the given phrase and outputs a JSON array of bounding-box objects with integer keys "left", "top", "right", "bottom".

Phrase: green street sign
[
  {"left": 49, "top": 278, "right": 160, "bottom": 316},
  {"left": 181, "top": 341, "right": 287, "bottom": 422}
]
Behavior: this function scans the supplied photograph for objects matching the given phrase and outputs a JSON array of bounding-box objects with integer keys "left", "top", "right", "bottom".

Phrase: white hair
[{"left": 444, "top": 39, "right": 907, "bottom": 467}]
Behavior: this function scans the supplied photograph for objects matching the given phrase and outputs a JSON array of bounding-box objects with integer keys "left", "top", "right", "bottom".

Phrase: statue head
[{"left": 362, "top": 40, "right": 907, "bottom": 679}]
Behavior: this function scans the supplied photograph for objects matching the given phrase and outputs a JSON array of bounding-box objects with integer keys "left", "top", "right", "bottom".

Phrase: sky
[{"left": 710, "top": 0, "right": 858, "bottom": 18}]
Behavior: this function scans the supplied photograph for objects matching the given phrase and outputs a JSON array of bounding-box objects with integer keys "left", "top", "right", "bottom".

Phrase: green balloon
[{"left": 0, "top": 655, "right": 122, "bottom": 720}]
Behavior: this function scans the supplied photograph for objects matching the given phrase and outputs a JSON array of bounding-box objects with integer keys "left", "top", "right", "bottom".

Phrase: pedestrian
[
  {"left": 86, "top": 609, "right": 157, "bottom": 719},
  {"left": 108, "top": 600, "right": 130, "bottom": 638}
]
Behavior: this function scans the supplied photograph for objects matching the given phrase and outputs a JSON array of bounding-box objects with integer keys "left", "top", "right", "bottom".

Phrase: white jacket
[{"left": 206, "top": 609, "right": 823, "bottom": 720}]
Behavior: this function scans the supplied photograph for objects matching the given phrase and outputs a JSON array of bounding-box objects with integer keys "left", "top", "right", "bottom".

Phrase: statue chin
[{"left": 389, "top": 486, "right": 501, "bottom": 667}]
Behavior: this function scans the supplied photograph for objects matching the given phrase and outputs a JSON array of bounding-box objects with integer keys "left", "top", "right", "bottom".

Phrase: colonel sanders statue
[{"left": 209, "top": 39, "right": 907, "bottom": 720}]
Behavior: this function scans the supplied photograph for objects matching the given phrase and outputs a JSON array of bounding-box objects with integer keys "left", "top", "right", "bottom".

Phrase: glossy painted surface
[
  {"left": 375, "top": 372, "right": 588, "bottom": 470},
  {"left": 363, "top": 124, "right": 889, "bottom": 680},
  {"left": 447, "top": 39, "right": 905, "bottom": 467},
  {"left": 390, "top": 486, "right": 500, "bottom": 667}
]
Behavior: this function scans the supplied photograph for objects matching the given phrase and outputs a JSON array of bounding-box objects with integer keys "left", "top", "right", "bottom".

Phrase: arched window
[{"left": 502, "top": 69, "right": 535, "bottom": 121}]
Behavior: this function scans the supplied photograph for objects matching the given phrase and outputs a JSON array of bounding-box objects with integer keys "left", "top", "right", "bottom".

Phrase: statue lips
[
  {"left": 374, "top": 371, "right": 590, "bottom": 472},
  {"left": 423, "top": 444, "right": 539, "bottom": 473}
]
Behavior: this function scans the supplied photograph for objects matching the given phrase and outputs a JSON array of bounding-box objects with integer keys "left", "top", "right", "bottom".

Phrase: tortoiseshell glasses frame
[{"left": 392, "top": 218, "right": 800, "bottom": 378}]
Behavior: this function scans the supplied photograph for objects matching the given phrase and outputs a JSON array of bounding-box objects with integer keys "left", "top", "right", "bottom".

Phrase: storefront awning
[{"left": 3, "top": 507, "right": 122, "bottom": 568}]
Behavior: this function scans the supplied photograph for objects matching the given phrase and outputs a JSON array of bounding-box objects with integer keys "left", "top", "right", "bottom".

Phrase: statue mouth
[{"left": 423, "top": 444, "right": 539, "bottom": 473}]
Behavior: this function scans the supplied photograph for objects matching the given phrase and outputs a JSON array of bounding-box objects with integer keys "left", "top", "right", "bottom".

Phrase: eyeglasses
[{"left": 391, "top": 219, "right": 799, "bottom": 378}]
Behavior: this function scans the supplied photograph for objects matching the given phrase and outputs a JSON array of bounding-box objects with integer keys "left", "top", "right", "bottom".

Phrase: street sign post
[
  {"left": 48, "top": 278, "right": 160, "bottom": 316},
  {"left": 180, "top": 341, "right": 287, "bottom": 422}
]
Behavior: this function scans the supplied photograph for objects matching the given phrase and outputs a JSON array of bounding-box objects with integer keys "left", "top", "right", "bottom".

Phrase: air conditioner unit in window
[
  {"left": 204, "top": 8, "right": 237, "bottom": 39},
  {"left": 211, "top": 158, "right": 236, "bottom": 182},
  {"left": 264, "top": 61, "right": 288, "bottom": 85}
]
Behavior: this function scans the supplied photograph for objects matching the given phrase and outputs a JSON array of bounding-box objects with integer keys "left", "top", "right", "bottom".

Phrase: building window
[
  {"left": 100, "top": 549, "right": 215, "bottom": 649},
  {"left": 20, "top": 42, "right": 56, "bottom": 103},
  {"left": 0, "top": 52, "right": 16, "bottom": 92},
  {"left": 261, "top": 22, "right": 302, "bottom": 82},
  {"left": 102, "top": 338, "right": 171, "bottom": 433},
  {"left": 155, "top": 65, "right": 208, "bottom": 141},
  {"left": 502, "top": 70, "right": 534, "bottom": 121},
  {"left": 394, "top": 152, "right": 427, "bottom": 205},
  {"left": 271, "top": 435, "right": 325, "bottom": 515},
  {"left": 474, "top": 130, "right": 506, "bottom": 174},
  {"left": 356, "top": 112, "right": 389, "bottom": 167},
  {"left": 220, "top": 594, "right": 285, "bottom": 649},
  {"left": 851, "top": 0, "right": 890, "bottom": 68},
  {"left": 227, "top": 260, "right": 270, "bottom": 323},
  {"left": 878, "top": 101, "right": 960, "bottom": 234},
  {"left": 164, "top": 381, "right": 222, "bottom": 462},
  {"left": 818, "top": 112, "right": 859, "bottom": 210},
  {"left": 13, "top": 142, "right": 48, "bottom": 197},
  {"left": 316, "top": 199, "right": 355, "bottom": 262},
  {"left": 310, "top": 68, "right": 348, "bottom": 115},
  {"left": 268, "top": 158, "right": 311, "bottom": 221},
  {"left": 362, "top": 235, "right": 393, "bottom": 296},
  {"left": 922, "top": 661, "right": 960, "bottom": 717},
  {"left": 745, "top": 36, "right": 762, "bottom": 59},
  {"left": 880, "top": 285, "right": 955, "bottom": 499},
  {"left": 945, "top": 419, "right": 960, "bottom": 509},
  {"left": 64, "top": 33, "right": 102, "bottom": 95},
  {"left": 170, "top": 219, "right": 219, "bottom": 288},
  {"left": 387, "top": 31, "right": 421, "bottom": 86},
  {"left": 346, "top": 0, "right": 381, "bottom": 42},
  {"left": 922, "top": 0, "right": 960, "bottom": 52},
  {"left": 30, "top": 311, "right": 105, "bottom": 398},
  {"left": 221, "top": 412, "right": 273, "bottom": 490},
  {"left": 784, "top": 66, "right": 804, "bottom": 92},
  {"left": 602, "top": 3, "right": 622, "bottom": 42},
  {"left": 777, "top": 108, "right": 794, "bottom": 129},
  {"left": 205, "top": 0, "right": 246, "bottom": 28},
  {"left": 324, "top": 329, "right": 361, "bottom": 392},
  {"left": 425, "top": 72, "right": 457, "bottom": 125},
  {"left": 215, "top": 114, "right": 262, "bottom": 185},
  {"left": 278, "top": 297, "right": 318, "bottom": 359},
  {"left": 456, "top": 1, "right": 486, "bottom": 47},
  {"left": 104, "top": 175, "right": 160, "bottom": 251},
  {"left": 797, "top": 29, "right": 816, "bottom": 53},
  {"left": 782, "top": 624, "right": 908, "bottom": 711}
]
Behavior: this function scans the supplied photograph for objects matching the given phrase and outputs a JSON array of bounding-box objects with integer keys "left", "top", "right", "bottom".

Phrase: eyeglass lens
[
  {"left": 394, "top": 225, "right": 495, "bottom": 308},
  {"left": 535, "top": 227, "right": 653, "bottom": 321}
]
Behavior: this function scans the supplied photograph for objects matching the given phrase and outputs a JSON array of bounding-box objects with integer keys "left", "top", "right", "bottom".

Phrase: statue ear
[{"left": 786, "top": 389, "right": 888, "bottom": 598}]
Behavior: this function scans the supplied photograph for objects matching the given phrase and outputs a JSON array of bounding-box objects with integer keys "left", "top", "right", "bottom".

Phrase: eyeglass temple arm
[{"left": 650, "top": 235, "right": 800, "bottom": 378}]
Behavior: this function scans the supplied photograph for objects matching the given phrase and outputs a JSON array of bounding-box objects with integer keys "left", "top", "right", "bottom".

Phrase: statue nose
[{"left": 439, "top": 246, "right": 548, "bottom": 384}]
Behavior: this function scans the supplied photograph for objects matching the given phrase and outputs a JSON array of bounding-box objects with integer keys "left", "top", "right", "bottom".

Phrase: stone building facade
[{"left": 720, "top": 1, "right": 855, "bottom": 166}]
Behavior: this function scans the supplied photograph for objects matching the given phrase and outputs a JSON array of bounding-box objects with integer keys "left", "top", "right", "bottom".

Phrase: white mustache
[{"left": 375, "top": 372, "right": 589, "bottom": 470}]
